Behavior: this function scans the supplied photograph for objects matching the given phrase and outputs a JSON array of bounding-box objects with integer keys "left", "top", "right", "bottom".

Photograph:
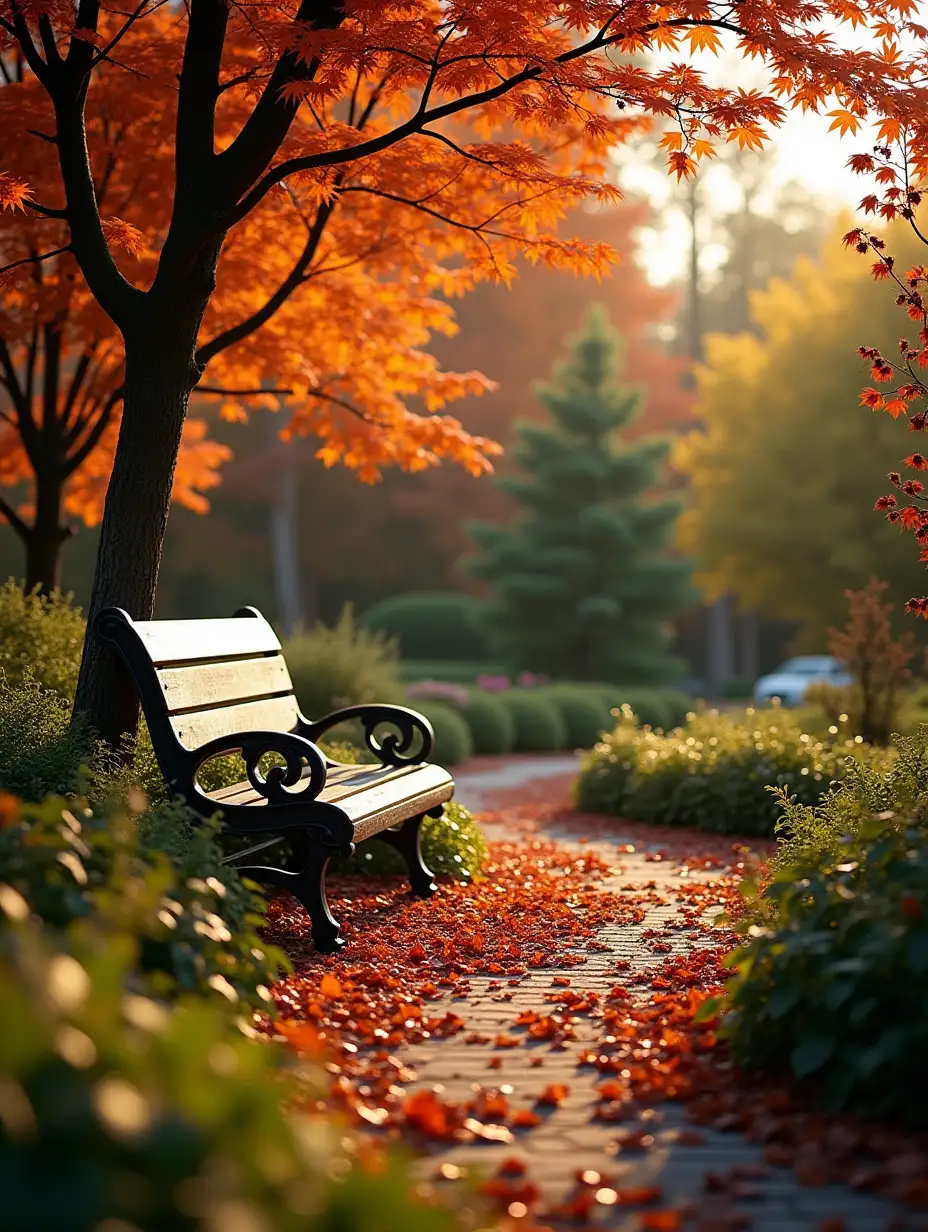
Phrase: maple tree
[{"left": 0, "top": 1, "right": 923, "bottom": 746}]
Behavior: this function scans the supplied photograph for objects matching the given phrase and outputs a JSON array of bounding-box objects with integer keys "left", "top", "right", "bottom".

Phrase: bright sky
[
  {"left": 614, "top": 41, "right": 885, "bottom": 286},
  {"left": 618, "top": 116, "right": 869, "bottom": 285}
]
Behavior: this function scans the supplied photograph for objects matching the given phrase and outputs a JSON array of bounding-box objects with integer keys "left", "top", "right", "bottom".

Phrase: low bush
[
  {"left": 498, "top": 689, "right": 567, "bottom": 752},
  {"left": 409, "top": 700, "right": 474, "bottom": 766},
  {"left": 456, "top": 688, "right": 515, "bottom": 755},
  {"left": 338, "top": 801, "right": 488, "bottom": 881},
  {"left": 283, "top": 605, "right": 403, "bottom": 723},
  {"left": 0, "top": 793, "right": 285, "bottom": 1009},
  {"left": 537, "top": 684, "right": 610, "bottom": 749},
  {"left": 0, "top": 674, "right": 97, "bottom": 801},
  {"left": 0, "top": 579, "right": 85, "bottom": 698},
  {"left": 361, "top": 590, "right": 492, "bottom": 661},
  {"left": 725, "top": 801, "right": 928, "bottom": 1123},
  {"left": 0, "top": 830, "right": 460, "bottom": 1232},
  {"left": 575, "top": 705, "right": 851, "bottom": 835}
]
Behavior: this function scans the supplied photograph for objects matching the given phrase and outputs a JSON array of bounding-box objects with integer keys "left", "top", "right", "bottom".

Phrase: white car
[{"left": 752, "top": 656, "right": 852, "bottom": 707}]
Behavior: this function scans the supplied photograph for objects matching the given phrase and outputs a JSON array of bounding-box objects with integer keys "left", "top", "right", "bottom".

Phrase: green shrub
[
  {"left": 0, "top": 889, "right": 459, "bottom": 1232},
  {"left": 575, "top": 705, "right": 850, "bottom": 835},
  {"left": 283, "top": 605, "right": 403, "bottom": 722},
  {"left": 0, "top": 579, "right": 85, "bottom": 698},
  {"left": 455, "top": 688, "right": 515, "bottom": 755},
  {"left": 0, "top": 674, "right": 97, "bottom": 801},
  {"left": 400, "top": 659, "right": 504, "bottom": 684},
  {"left": 338, "top": 801, "right": 488, "bottom": 881},
  {"left": 724, "top": 816, "right": 928, "bottom": 1124},
  {"left": 569, "top": 684, "right": 694, "bottom": 732},
  {"left": 361, "top": 591, "right": 492, "bottom": 661},
  {"left": 410, "top": 700, "right": 473, "bottom": 766},
  {"left": 537, "top": 684, "right": 610, "bottom": 749},
  {"left": 0, "top": 794, "right": 285, "bottom": 1009},
  {"left": 654, "top": 689, "right": 696, "bottom": 730},
  {"left": 769, "top": 731, "right": 916, "bottom": 876},
  {"left": 498, "top": 689, "right": 567, "bottom": 752},
  {"left": 615, "top": 688, "right": 673, "bottom": 730}
]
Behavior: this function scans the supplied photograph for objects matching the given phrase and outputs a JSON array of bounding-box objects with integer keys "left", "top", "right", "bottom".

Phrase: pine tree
[{"left": 467, "top": 306, "right": 692, "bottom": 684}]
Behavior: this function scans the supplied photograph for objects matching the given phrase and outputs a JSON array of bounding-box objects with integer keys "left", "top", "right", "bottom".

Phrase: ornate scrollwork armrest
[
  {"left": 189, "top": 730, "right": 328, "bottom": 807},
  {"left": 300, "top": 704, "right": 434, "bottom": 767}
]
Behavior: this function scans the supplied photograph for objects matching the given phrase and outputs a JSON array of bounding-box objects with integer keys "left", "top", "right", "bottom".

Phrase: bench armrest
[
  {"left": 189, "top": 730, "right": 328, "bottom": 806},
  {"left": 300, "top": 704, "right": 434, "bottom": 767}
]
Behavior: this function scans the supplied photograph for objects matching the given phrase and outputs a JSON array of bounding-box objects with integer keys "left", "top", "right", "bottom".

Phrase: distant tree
[
  {"left": 675, "top": 220, "right": 928, "bottom": 648},
  {"left": 468, "top": 307, "right": 692, "bottom": 683},
  {"left": 828, "top": 578, "right": 914, "bottom": 746}
]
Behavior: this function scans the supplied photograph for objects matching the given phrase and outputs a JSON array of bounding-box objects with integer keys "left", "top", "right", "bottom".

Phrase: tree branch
[
  {"left": 196, "top": 193, "right": 337, "bottom": 368},
  {"left": 0, "top": 246, "right": 71, "bottom": 278},
  {"left": 215, "top": 0, "right": 346, "bottom": 208},
  {"left": 40, "top": 0, "right": 143, "bottom": 325},
  {"left": 174, "top": 0, "right": 228, "bottom": 190},
  {"left": 0, "top": 340, "right": 28, "bottom": 420},
  {"left": 66, "top": 386, "right": 121, "bottom": 473},
  {"left": 225, "top": 13, "right": 750, "bottom": 227},
  {"left": 0, "top": 491, "right": 30, "bottom": 542},
  {"left": 194, "top": 385, "right": 295, "bottom": 396}
]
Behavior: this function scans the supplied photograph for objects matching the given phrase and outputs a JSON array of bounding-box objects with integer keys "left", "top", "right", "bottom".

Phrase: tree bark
[
  {"left": 24, "top": 474, "right": 70, "bottom": 595},
  {"left": 73, "top": 335, "right": 195, "bottom": 747}
]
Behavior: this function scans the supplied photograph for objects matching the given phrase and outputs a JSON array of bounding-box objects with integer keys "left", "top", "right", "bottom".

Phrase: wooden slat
[
  {"left": 350, "top": 766, "right": 454, "bottom": 842},
  {"left": 157, "top": 655, "right": 293, "bottom": 715},
  {"left": 171, "top": 694, "right": 300, "bottom": 751},
  {"left": 132, "top": 614, "right": 280, "bottom": 667},
  {"left": 340, "top": 763, "right": 453, "bottom": 824},
  {"left": 207, "top": 763, "right": 407, "bottom": 807},
  {"left": 204, "top": 763, "right": 452, "bottom": 837}
]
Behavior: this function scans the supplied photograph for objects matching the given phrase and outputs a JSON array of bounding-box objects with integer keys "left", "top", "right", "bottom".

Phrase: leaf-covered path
[{"left": 265, "top": 758, "right": 927, "bottom": 1231}]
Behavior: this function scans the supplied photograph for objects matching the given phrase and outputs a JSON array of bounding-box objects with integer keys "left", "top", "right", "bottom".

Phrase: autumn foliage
[
  {"left": 827, "top": 577, "right": 915, "bottom": 744},
  {"left": 2, "top": 1, "right": 928, "bottom": 737}
]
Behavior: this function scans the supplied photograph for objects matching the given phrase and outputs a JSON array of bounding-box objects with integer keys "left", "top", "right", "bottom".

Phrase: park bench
[{"left": 95, "top": 605, "right": 455, "bottom": 953}]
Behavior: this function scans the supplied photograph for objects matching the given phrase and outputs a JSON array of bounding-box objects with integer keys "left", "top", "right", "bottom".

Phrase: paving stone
[{"left": 391, "top": 757, "right": 912, "bottom": 1230}]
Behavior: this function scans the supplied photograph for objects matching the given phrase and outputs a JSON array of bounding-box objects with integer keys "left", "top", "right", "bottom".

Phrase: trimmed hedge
[
  {"left": 498, "top": 689, "right": 567, "bottom": 752},
  {"left": 411, "top": 699, "right": 474, "bottom": 766},
  {"left": 361, "top": 591, "right": 492, "bottom": 661},
  {"left": 456, "top": 688, "right": 515, "bottom": 755},
  {"left": 537, "top": 684, "right": 610, "bottom": 749},
  {"left": 399, "top": 659, "right": 504, "bottom": 684}
]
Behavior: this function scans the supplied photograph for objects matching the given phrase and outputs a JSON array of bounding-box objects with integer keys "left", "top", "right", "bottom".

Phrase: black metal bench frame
[{"left": 95, "top": 606, "right": 455, "bottom": 953}]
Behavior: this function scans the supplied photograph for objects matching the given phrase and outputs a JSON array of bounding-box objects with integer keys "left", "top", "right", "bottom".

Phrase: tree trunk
[
  {"left": 24, "top": 475, "right": 70, "bottom": 595},
  {"left": 739, "top": 609, "right": 760, "bottom": 683},
  {"left": 705, "top": 593, "right": 735, "bottom": 699},
  {"left": 73, "top": 338, "right": 194, "bottom": 747},
  {"left": 264, "top": 409, "right": 303, "bottom": 636}
]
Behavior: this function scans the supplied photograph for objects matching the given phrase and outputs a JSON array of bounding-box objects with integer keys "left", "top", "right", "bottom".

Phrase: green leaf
[
  {"left": 768, "top": 984, "right": 801, "bottom": 1020},
  {"left": 791, "top": 1036, "right": 835, "bottom": 1077},
  {"left": 693, "top": 995, "right": 724, "bottom": 1023}
]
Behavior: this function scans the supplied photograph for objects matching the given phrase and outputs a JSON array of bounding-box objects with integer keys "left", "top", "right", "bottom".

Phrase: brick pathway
[{"left": 394, "top": 759, "right": 917, "bottom": 1232}]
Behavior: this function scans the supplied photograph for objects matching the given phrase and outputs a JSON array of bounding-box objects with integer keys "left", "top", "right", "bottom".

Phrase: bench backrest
[{"left": 96, "top": 607, "right": 301, "bottom": 752}]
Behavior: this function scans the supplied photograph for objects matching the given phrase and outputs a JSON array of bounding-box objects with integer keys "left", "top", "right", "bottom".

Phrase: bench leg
[
  {"left": 238, "top": 837, "right": 344, "bottom": 955},
  {"left": 374, "top": 813, "right": 438, "bottom": 898},
  {"left": 293, "top": 843, "right": 344, "bottom": 954}
]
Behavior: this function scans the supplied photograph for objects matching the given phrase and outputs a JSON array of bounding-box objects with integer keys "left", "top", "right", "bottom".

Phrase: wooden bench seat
[{"left": 95, "top": 605, "right": 455, "bottom": 953}]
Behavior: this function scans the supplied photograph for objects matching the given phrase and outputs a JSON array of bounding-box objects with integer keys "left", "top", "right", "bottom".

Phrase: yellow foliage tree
[{"left": 675, "top": 220, "right": 928, "bottom": 647}]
